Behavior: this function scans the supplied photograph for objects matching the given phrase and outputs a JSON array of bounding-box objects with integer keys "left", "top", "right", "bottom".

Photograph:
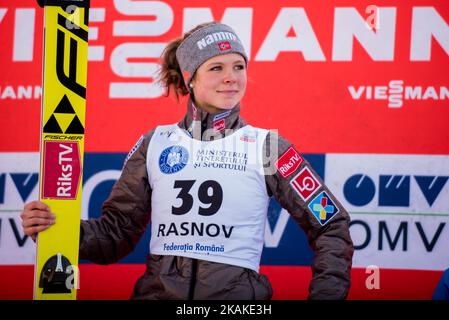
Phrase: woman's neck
[{"left": 192, "top": 97, "right": 234, "bottom": 114}]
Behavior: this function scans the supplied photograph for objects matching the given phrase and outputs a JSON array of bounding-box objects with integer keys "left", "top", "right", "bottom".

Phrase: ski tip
[{"left": 36, "top": 1, "right": 91, "bottom": 9}]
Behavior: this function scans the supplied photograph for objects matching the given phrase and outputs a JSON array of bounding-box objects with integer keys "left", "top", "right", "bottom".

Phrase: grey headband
[{"left": 176, "top": 23, "right": 248, "bottom": 88}]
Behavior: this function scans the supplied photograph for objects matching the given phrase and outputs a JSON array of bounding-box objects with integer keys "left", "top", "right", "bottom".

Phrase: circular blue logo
[{"left": 159, "top": 146, "right": 189, "bottom": 174}]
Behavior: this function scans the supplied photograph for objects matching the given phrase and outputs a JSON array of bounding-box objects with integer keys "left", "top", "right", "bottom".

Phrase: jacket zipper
[{"left": 188, "top": 258, "right": 198, "bottom": 300}]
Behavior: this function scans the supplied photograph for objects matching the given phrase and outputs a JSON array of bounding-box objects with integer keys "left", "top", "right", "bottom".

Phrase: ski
[{"left": 34, "top": 0, "right": 90, "bottom": 300}]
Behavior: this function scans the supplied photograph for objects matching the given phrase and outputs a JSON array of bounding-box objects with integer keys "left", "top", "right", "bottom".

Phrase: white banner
[{"left": 326, "top": 154, "right": 449, "bottom": 270}]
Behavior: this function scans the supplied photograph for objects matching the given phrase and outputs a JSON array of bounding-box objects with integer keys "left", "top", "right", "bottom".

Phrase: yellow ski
[{"left": 34, "top": 0, "right": 90, "bottom": 300}]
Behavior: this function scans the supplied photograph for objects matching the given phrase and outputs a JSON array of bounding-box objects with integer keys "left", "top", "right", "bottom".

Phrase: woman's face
[{"left": 190, "top": 53, "right": 247, "bottom": 113}]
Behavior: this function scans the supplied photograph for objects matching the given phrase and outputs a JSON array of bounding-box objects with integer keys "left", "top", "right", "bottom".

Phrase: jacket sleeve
[
  {"left": 79, "top": 129, "right": 155, "bottom": 264},
  {"left": 263, "top": 131, "right": 354, "bottom": 300}
]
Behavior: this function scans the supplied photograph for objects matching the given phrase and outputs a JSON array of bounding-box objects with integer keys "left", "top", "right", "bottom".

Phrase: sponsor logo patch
[
  {"left": 290, "top": 166, "right": 321, "bottom": 202},
  {"left": 308, "top": 191, "right": 340, "bottom": 226},
  {"left": 213, "top": 119, "right": 225, "bottom": 132},
  {"left": 160, "top": 129, "right": 176, "bottom": 138},
  {"left": 275, "top": 146, "right": 303, "bottom": 178},
  {"left": 159, "top": 146, "right": 189, "bottom": 174},
  {"left": 196, "top": 32, "right": 237, "bottom": 50},
  {"left": 42, "top": 141, "right": 82, "bottom": 199}
]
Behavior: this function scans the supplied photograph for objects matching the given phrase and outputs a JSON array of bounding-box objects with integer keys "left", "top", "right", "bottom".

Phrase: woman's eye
[
  {"left": 235, "top": 64, "right": 245, "bottom": 70},
  {"left": 210, "top": 66, "right": 222, "bottom": 71}
]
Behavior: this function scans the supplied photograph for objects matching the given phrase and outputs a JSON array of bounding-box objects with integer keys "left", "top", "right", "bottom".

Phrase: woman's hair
[{"left": 159, "top": 22, "right": 216, "bottom": 101}]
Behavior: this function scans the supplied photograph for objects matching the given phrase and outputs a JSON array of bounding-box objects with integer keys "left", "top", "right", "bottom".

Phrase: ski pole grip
[{"left": 36, "top": 0, "right": 90, "bottom": 8}]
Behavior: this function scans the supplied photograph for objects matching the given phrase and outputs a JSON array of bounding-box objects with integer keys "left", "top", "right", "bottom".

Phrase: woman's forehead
[{"left": 204, "top": 53, "right": 245, "bottom": 64}]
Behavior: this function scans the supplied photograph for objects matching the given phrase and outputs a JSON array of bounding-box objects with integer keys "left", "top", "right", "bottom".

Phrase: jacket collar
[{"left": 178, "top": 98, "right": 246, "bottom": 140}]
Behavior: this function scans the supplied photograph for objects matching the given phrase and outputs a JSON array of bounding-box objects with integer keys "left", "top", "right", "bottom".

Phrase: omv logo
[
  {"left": 344, "top": 175, "right": 448, "bottom": 207},
  {"left": 324, "top": 154, "right": 449, "bottom": 214},
  {"left": 0, "top": 172, "right": 38, "bottom": 205}
]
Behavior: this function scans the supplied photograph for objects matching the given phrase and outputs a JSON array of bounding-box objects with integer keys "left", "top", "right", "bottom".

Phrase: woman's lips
[{"left": 217, "top": 90, "right": 239, "bottom": 97}]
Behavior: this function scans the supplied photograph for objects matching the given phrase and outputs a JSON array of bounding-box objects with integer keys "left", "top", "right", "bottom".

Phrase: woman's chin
[{"left": 216, "top": 100, "right": 239, "bottom": 110}]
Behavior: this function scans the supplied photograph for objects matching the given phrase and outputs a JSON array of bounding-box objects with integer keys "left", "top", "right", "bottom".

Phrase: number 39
[{"left": 172, "top": 180, "right": 223, "bottom": 216}]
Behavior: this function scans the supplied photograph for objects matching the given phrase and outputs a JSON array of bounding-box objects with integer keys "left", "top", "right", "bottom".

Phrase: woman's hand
[{"left": 20, "top": 201, "right": 56, "bottom": 241}]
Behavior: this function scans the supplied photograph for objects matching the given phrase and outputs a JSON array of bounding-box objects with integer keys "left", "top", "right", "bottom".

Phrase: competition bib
[{"left": 147, "top": 124, "right": 270, "bottom": 272}]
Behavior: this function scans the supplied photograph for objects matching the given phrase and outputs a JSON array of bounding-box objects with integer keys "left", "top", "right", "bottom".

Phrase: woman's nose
[{"left": 223, "top": 69, "right": 237, "bottom": 83}]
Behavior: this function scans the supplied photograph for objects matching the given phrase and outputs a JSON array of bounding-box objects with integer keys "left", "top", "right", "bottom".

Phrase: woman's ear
[{"left": 189, "top": 77, "right": 195, "bottom": 89}]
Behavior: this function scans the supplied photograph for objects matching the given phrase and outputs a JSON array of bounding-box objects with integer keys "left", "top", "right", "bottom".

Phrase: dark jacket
[{"left": 79, "top": 99, "right": 354, "bottom": 300}]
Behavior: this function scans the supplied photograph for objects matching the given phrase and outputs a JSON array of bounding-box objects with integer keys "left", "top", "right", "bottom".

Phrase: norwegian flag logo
[{"left": 218, "top": 42, "right": 232, "bottom": 51}]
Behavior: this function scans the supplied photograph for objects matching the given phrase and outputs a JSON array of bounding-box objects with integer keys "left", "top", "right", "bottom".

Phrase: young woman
[{"left": 21, "top": 22, "right": 354, "bottom": 300}]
